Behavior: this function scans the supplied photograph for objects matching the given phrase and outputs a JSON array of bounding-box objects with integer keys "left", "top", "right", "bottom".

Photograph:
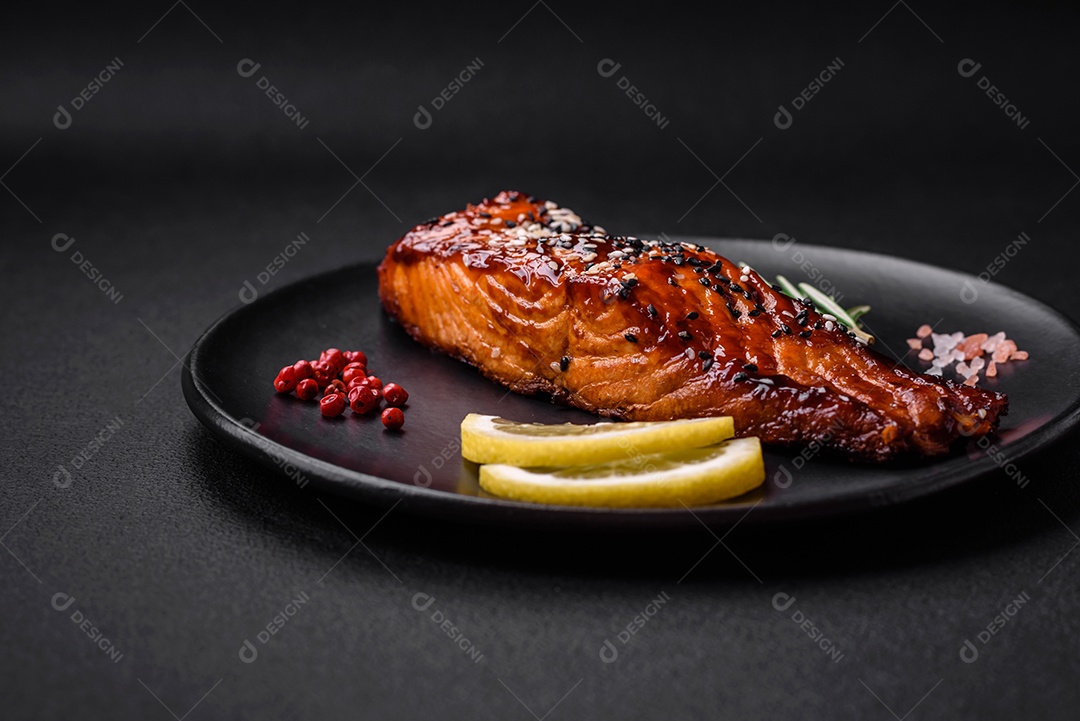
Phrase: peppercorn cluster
[{"left": 273, "top": 348, "right": 408, "bottom": 430}]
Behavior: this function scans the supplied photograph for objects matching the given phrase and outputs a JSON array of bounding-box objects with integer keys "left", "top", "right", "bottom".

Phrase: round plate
[{"left": 182, "top": 238, "right": 1080, "bottom": 529}]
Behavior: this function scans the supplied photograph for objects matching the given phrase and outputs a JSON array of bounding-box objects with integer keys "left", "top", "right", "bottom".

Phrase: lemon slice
[
  {"left": 461, "top": 413, "right": 735, "bottom": 466},
  {"left": 478, "top": 437, "right": 764, "bottom": 508}
]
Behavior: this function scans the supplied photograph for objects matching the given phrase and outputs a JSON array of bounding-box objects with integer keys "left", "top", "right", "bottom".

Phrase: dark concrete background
[{"left": 3, "top": 2, "right": 1079, "bottom": 718}]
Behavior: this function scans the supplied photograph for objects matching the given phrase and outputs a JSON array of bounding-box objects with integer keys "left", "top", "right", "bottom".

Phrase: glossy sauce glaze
[{"left": 379, "top": 191, "right": 1008, "bottom": 461}]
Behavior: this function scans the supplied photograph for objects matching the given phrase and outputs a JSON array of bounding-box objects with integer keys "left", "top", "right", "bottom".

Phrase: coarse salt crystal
[
  {"left": 916, "top": 324, "right": 933, "bottom": 338},
  {"left": 927, "top": 366, "right": 943, "bottom": 376},
  {"left": 932, "top": 333, "right": 958, "bottom": 350},
  {"left": 1010, "top": 350, "right": 1029, "bottom": 361},
  {"left": 918, "top": 348, "right": 934, "bottom": 361},
  {"left": 969, "top": 356, "right": 985, "bottom": 372},
  {"left": 907, "top": 338, "right": 923, "bottom": 350},
  {"left": 986, "top": 360, "right": 997, "bottom": 377},
  {"left": 982, "top": 332, "right": 1005, "bottom": 352}
]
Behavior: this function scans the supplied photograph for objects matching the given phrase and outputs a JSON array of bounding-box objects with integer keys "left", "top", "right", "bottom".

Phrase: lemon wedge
[
  {"left": 460, "top": 413, "right": 735, "bottom": 467},
  {"left": 478, "top": 437, "right": 764, "bottom": 508}
]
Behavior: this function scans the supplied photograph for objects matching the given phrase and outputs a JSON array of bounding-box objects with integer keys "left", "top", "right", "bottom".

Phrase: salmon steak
[{"left": 377, "top": 191, "right": 1007, "bottom": 461}]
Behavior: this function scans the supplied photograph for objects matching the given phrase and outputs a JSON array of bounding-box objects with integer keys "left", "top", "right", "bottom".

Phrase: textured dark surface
[{"left": 3, "top": 3, "right": 1080, "bottom": 720}]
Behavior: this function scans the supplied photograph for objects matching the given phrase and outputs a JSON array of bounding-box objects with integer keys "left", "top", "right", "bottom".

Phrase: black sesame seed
[
  {"left": 799, "top": 330, "right": 812, "bottom": 338},
  {"left": 647, "top": 304, "right": 658, "bottom": 317},
  {"left": 771, "top": 329, "right": 782, "bottom": 338},
  {"left": 699, "top": 277, "right": 710, "bottom": 286},
  {"left": 617, "top": 286, "right": 631, "bottom": 300},
  {"left": 441, "top": 221, "right": 454, "bottom": 227},
  {"left": 814, "top": 320, "right": 823, "bottom": 330},
  {"left": 698, "top": 350, "right": 713, "bottom": 359},
  {"left": 696, "top": 244, "right": 706, "bottom": 252},
  {"left": 505, "top": 221, "right": 516, "bottom": 228},
  {"left": 693, "top": 267, "right": 705, "bottom": 274},
  {"left": 782, "top": 324, "right": 792, "bottom": 334},
  {"left": 727, "top": 304, "right": 741, "bottom": 319},
  {"left": 733, "top": 372, "right": 749, "bottom": 382},
  {"left": 743, "top": 363, "right": 758, "bottom": 372},
  {"left": 673, "top": 257, "right": 685, "bottom": 266},
  {"left": 678, "top": 331, "right": 693, "bottom": 341},
  {"left": 686, "top": 311, "right": 699, "bottom": 320},
  {"left": 625, "top": 333, "right": 638, "bottom": 343},
  {"left": 702, "top": 357, "right": 713, "bottom": 371},
  {"left": 560, "top": 356, "right": 570, "bottom": 371},
  {"left": 623, "top": 277, "right": 639, "bottom": 288},
  {"left": 478, "top": 212, "right": 491, "bottom": 218},
  {"left": 748, "top": 309, "right": 762, "bottom": 317}
]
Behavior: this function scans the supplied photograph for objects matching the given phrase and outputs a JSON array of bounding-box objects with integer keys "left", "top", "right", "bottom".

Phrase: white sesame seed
[
  {"left": 739, "top": 274, "right": 750, "bottom": 282},
  {"left": 547, "top": 261, "right": 559, "bottom": 271}
]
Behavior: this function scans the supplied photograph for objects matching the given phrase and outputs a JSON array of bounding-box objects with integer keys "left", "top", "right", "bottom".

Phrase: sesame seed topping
[
  {"left": 799, "top": 330, "right": 812, "bottom": 338},
  {"left": 678, "top": 331, "right": 693, "bottom": 341},
  {"left": 686, "top": 311, "right": 699, "bottom": 320},
  {"left": 743, "top": 363, "right": 758, "bottom": 372},
  {"left": 560, "top": 356, "right": 570, "bottom": 371},
  {"left": 771, "top": 329, "right": 782, "bottom": 338},
  {"left": 625, "top": 333, "right": 638, "bottom": 343},
  {"left": 733, "top": 372, "right": 748, "bottom": 382}
]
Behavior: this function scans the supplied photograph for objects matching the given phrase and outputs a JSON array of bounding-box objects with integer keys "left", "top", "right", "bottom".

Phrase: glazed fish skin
[{"left": 377, "top": 191, "right": 1007, "bottom": 462}]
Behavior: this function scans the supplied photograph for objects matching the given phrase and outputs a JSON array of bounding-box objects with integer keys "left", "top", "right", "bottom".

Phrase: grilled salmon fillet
[{"left": 378, "top": 191, "right": 1007, "bottom": 461}]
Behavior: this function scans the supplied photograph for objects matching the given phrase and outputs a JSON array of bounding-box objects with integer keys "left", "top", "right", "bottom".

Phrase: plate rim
[{"left": 182, "top": 237, "right": 1080, "bottom": 529}]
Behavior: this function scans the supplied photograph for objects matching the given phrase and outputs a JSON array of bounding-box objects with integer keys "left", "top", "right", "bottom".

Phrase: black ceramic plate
[{"left": 182, "top": 238, "right": 1080, "bottom": 529}]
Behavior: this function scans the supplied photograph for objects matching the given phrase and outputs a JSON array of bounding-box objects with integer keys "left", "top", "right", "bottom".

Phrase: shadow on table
[{"left": 183, "top": 422, "right": 1080, "bottom": 585}]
